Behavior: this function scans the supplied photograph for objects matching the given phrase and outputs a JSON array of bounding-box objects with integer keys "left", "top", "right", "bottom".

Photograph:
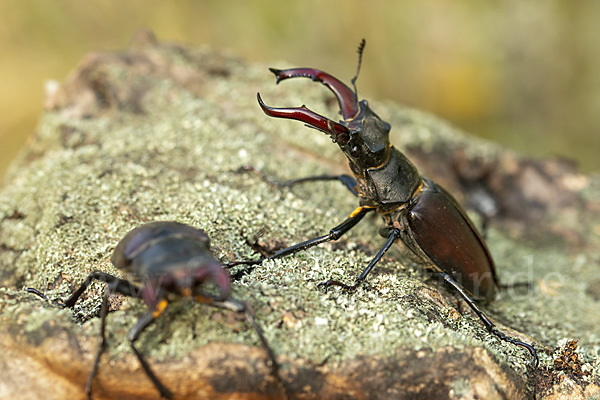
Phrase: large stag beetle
[{"left": 236, "top": 40, "right": 538, "bottom": 366}]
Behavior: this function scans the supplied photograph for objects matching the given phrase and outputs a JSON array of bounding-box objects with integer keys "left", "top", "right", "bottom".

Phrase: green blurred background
[{"left": 2, "top": 1, "right": 599, "bottom": 183}]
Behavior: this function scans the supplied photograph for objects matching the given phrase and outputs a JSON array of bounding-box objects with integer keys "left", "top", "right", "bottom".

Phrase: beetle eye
[{"left": 350, "top": 146, "right": 359, "bottom": 156}]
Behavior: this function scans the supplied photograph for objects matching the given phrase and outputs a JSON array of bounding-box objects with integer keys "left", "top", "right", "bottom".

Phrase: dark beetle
[
  {"left": 242, "top": 40, "right": 538, "bottom": 365},
  {"left": 28, "top": 221, "right": 286, "bottom": 399}
]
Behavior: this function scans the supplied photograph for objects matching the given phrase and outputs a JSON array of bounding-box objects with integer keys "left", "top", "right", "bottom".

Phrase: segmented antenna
[{"left": 351, "top": 39, "right": 366, "bottom": 96}]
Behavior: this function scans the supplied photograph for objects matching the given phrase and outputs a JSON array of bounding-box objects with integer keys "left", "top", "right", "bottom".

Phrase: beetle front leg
[
  {"left": 27, "top": 271, "right": 139, "bottom": 308},
  {"left": 128, "top": 299, "right": 174, "bottom": 399},
  {"left": 271, "top": 206, "right": 373, "bottom": 260},
  {"left": 282, "top": 174, "right": 358, "bottom": 197},
  {"left": 320, "top": 228, "right": 400, "bottom": 292},
  {"left": 203, "top": 296, "right": 288, "bottom": 399}
]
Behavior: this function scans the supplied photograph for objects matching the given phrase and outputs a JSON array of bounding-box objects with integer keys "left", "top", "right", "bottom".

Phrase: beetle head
[
  {"left": 340, "top": 100, "right": 392, "bottom": 173},
  {"left": 258, "top": 40, "right": 392, "bottom": 172}
]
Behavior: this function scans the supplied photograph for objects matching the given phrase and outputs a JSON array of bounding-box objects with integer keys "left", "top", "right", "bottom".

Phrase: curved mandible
[
  {"left": 269, "top": 68, "right": 359, "bottom": 120},
  {"left": 257, "top": 93, "right": 350, "bottom": 145}
]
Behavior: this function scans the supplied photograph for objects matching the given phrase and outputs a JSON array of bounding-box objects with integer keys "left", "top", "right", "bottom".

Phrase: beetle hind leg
[{"left": 440, "top": 272, "right": 539, "bottom": 367}]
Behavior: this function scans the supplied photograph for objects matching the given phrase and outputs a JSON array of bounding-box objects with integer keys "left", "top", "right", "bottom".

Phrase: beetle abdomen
[
  {"left": 111, "top": 221, "right": 210, "bottom": 270},
  {"left": 406, "top": 180, "right": 498, "bottom": 301}
]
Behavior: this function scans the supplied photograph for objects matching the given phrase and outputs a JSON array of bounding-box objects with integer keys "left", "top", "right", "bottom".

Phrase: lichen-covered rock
[{"left": 1, "top": 30, "right": 599, "bottom": 399}]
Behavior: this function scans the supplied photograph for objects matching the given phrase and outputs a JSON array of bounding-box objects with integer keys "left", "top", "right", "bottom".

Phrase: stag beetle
[
  {"left": 236, "top": 40, "right": 538, "bottom": 366},
  {"left": 28, "top": 221, "right": 286, "bottom": 399}
]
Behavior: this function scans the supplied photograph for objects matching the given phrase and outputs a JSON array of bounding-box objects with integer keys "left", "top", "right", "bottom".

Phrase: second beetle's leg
[
  {"left": 128, "top": 299, "right": 174, "bottom": 400},
  {"left": 440, "top": 272, "right": 539, "bottom": 367},
  {"left": 63, "top": 271, "right": 139, "bottom": 308},
  {"left": 207, "top": 297, "right": 288, "bottom": 399},
  {"left": 28, "top": 274, "right": 143, "bottom": 398},
  {"left": 84, "top": 285, "right": 112, "bottom": 399},
  {"left": 237, "top": 165, "right": 358, "bottom": 196},
  {"left": 320, "top": 228, "right": 400, "bottom": 292}
]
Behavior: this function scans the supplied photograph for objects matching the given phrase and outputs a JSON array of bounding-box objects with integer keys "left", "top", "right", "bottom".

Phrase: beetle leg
[
  {"left": 26, "top": 287, "right": 58, "bottom": 303},
  {"left": 27, "top": 271, "right": 138, "bottom": 308},
  {"left": 440, "top": 272, "right": 539, "bottom": 367},
  {"left": 82, "top": 277, "right": 140, "bottom": 399},
  {"left": 63, "top": 270, "right": 140, "bottom": 308},
  {"left": 278, "top": 174, "right": 358, "bottom": 196},
  {"left": 284, "top": 174, "right": 358, "bottom": 197},
  {"left": 28, "top": 272, "right": 145, "bottom": 398},
  {"left": 237, "top": 165, "right": 358, "bottom": 197},
  {"left": 269, "top": 206, "right": 373, "bottom": 260},
  {"left": 128, "top": 298, "right": 174, "bottom": 399},
  {"left": 319, "top": 228, "right": 400, "bottom": 292},
  {"left": 199, "top": 296, "right": 288, "bottom": 399},
  {"left": 227, "top": 206, "right": 373, "bottom": 274},
  {"left": 84, "top": 285, "right": 111, "bottom": 399}
]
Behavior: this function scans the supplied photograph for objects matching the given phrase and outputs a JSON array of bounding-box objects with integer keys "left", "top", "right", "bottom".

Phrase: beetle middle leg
[
  {"left": 320, "top": 228, "right": 401, "bottom": 291},
  {"left": 127, "top": 298, "right": 174, "bottom": 399},
  {"left": 62, "top": 270, "right": 139, "bottom": 307}
]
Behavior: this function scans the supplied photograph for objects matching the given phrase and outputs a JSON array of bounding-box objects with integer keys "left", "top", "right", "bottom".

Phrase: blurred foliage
[{"left": 1, "top": 0, "right": 599, "bottom": 182}]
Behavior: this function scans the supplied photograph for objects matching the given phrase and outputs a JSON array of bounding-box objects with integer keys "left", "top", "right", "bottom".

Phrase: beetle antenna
[{"left": 351, "top": 39, "right": 366, "bottom": 96}]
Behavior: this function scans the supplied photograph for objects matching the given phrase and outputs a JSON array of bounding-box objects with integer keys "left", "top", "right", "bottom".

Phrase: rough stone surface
[{"left": 1, "top": 30, "right": 599, "bottom": 399}]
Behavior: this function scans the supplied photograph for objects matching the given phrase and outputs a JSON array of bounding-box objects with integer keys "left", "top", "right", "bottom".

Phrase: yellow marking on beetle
[
  {"left": 348, "top": 205, "right": 375, "bottom": 218},
  {"left": 414, "top": 180, "right": 424, "bottom": 194},
  {"left": 348, "top": 206, "right": 364, "bottom": 218},
  {"left": 343, "top": 100, "right": 362, "bottom": 121},
  {"left": 371, "top": 144, "right": 393, "bottom": 170},
  {"left": 379, "top": 204, "right": 404, "bottom": 215},
  {"left": 152, "top": 299, "right": 168, "bottom": 318}
]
